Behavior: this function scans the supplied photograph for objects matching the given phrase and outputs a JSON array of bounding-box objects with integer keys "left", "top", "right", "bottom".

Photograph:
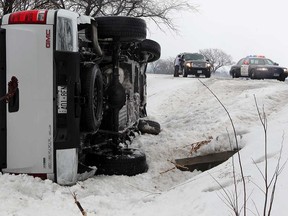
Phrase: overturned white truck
[{"left": 0, "top": 9, "right": 160, "bottom": 185}]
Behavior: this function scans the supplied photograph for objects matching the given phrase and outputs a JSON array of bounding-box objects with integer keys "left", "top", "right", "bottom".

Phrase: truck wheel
[
  {"left": 250, "top": 70, "right": 256, "bottom": 79},
  {"left": 80, "top": 64, "right": 103, "bottom": 133},
  {"left": 95, "top": 16, "right": 146, "bottom": 41},
  {"left": 278, "top": 73, "right": 286, "bottom": 81},
  {"left": 85, "top": 148, "right": 148, "bottom": 176},
  {"left": 138, "top": 119, "right": 161, "bottom": 135},
  {"left": 139, "top": 39, "right": 161, "bottom": 62}
]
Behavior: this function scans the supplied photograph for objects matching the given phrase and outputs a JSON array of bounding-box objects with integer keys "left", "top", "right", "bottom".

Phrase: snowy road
[{"left": 1, "top": 74, "right": 288, "bottom": 216}]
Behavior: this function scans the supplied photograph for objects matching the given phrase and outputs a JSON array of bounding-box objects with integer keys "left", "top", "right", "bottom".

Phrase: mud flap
[
  {"left": 56, "top": 148, "right": 96, "bottom": 185},
  {"left": 56, "top": 149, "right": 78, "bottom": 185}
]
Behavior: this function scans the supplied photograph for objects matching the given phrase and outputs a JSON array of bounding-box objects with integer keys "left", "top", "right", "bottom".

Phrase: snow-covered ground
[{"left": 1, "top": 74, "right": 288, "bottom": 216}]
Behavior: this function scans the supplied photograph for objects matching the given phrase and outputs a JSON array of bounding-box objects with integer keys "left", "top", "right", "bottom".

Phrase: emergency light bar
[{"left": 247, "top": 55, "right": 265, "bottom": 58}]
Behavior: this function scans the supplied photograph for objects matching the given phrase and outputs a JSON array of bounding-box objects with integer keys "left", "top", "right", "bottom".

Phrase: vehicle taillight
[{"left": 8, "top": 10, "right": 47, "bottom": 24}]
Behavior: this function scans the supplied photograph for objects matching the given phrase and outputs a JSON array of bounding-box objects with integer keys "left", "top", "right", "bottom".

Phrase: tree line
[
  {"left": 148, "top": 48, "right": 234, "bottom": 74},
  {"left": 0, "top": 1, "right": 232, "bottom": 74},
  {"left": 0, "top": 0, "right": 196, "bottom": 31}
]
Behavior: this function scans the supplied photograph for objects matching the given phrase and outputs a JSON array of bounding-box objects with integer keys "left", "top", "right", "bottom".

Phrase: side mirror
[{"left": 274, "top": 62, "right": 279, "bottom": 66}]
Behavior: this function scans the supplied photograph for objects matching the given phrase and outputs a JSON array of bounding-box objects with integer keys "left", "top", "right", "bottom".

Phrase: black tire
[
  {"left": 278, "top": 73, "right": 286, "bottom": 81},
  {"left": 85, "top": 148, "right": 148, "bottom": 176},
  {"left": 250, "top": 70, "right": 256, "bottom": 79},
  {"left": 205, "top": 73, "right": 211, "bottom": 78},
  {"left": 231, "top": 71, "right": 239, "bottom": 78},
  {"left": 138, "top": 119, "right": 161, "bottom": 135},
  {"left": 80, "top": 64, "right": 103, "bottom": 133},
  {"left": 95, "top": 16, "right": 146, "bottom": 41},
  {"left": 139, "top": 39, "right": 161, "bottom": 62}
]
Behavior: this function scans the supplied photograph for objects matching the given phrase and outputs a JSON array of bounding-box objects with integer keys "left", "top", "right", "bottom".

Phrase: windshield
[
  {"left": 184, "top": 53, "right": 205, "bottom": 61},
  {"left": 249, "top": 58, "right": 274, "bottom": 65},
  {"left": 265, "top": 59, "right": 275, "bottom": 65}
]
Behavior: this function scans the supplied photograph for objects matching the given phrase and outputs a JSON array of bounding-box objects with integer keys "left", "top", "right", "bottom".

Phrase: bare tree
[
  {"left": 199, "top": 79, "right": 247, "bottom": 216},
  {"left": 59, "top": 0, "right": 197, "bottom": 31},
  {"left": 0, "top": 0, "right": 64, "bottom": 16},
  {"left": 199, "top": 48, "right": 233, "bottom": 73},
  {"left": 0, "top": 0, "right": 197, "bottom": 31},
  {"left": 198, "top": 84, "right": 286, "bottom": 216},
  {"left": 148, "top": 57, "right": 174, "bottom": 74},
  {"left": 148, "top": 60, "right": 161, "bottom": 74},
  {"left": 0, "top": 0, "right": 13, "bottom": 15}
]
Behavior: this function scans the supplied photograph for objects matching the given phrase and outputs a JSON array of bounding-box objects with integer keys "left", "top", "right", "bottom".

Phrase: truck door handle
[{"left": 8, "top": 88, "right": 19, "bottom": 112}]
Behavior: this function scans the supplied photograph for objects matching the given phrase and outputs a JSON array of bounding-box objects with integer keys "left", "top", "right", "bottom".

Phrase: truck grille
[
  {"left": 269, "top": 68, "right": 283, "bottom": 73},
  {"left": 193, "top": 62, "right": 206, "bottom": 68}
]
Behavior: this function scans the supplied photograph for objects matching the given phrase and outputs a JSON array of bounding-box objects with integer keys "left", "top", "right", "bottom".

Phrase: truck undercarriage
[{"left": 77, "top": 16, "right": 161, "bottom": 176}]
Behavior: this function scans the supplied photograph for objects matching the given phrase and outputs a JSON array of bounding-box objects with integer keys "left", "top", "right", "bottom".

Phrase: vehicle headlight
[
  {"left": 283, "top": 68, "right": 288, "bottom": 72},
  {"left": 257, "top": 67, "right": 268, "bottom": 71},
  {"left": 186, "top": 62, "right": 193, "bottom": 67},
  {"left": 206, "top": 63, "right": 211, "bottom": 68}
]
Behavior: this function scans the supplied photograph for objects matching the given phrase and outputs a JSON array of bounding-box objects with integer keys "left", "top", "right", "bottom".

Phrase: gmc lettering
[{"left": 46, "top": 29, "right": 51, "bottom": 48}]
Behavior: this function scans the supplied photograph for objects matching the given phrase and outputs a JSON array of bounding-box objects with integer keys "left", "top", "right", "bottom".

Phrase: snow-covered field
[{"left": 1, "top": 74, "right": 288, "bottom": 216}]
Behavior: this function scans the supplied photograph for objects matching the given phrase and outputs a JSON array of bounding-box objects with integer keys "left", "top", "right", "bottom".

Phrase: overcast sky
[{"left": 147, "top": 0, "right": 288, "bottom": 67}]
